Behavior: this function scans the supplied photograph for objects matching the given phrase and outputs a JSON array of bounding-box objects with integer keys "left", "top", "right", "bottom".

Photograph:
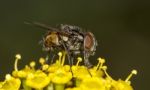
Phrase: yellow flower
[
  {"left": 63, "top": 65, "right": 71, "bottom": 72},
  {"left": 25, "top": 70, "right": 50, "bottom": 89},
  {"left": 12, "top": 65, "right": 34, "bottom": 78},
  {"left": 47, "top": 63, "right": 61, "bottom": 73},
  {"left": 72, "top": 66, "right": 91, "bottom": 80},
  {"left": 101, "top": 66, "right": 137, "bottom": 90},
  {"left": 14, "top": 54, "right": 21, "bottom": 71},
  {"left": 79, "top": 77, "right": 106, "bottom": 90},
  {"left": 0, "top": 81, "right": 4, "bottom": 88},
  {"left": 89, "top": 68, "right": 103, "bottom": 77},
  {"left": 88, "top": 57, "right": 105, "bottom": 77},
  {"left": 110, "top": 79, "right": 133, "bottom": 90},
  {"left": 0, "top": 74, "right": 21, "bottom": 90},
  {"left": 47, "top": 51, "right": 69, "bottom": 73},
  {"left": 12, "top": 54, "right": 36, "bottom": 78},
  {"left": 39, "top": 57, "right": 50, "bottom": 71},
  {"left": 1, "top": 52, "right": 137, "bottom": 90},
  {"left": 109, "top": 69, "right": 137, "bottom": 90},
  {"left": 49, "top": 68, "right": 72, "bottom": 84},
  {"left": 66, "top": 87, "right": 81, "bottom": 90}
]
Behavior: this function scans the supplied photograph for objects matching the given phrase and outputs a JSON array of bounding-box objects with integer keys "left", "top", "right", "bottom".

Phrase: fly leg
[
  {"left": 50, "top": 54, "right": 56, "bottom": 64},
  {"left": 84, "top": 51, "right": 93, "bottom": 77},
  {"left": 45, "top": 51, "right": 51, "bottom": 63},
  {"left": 61, "top": 41, "right": 73, "bottom": 66},
  {"left": 84, "top": 51, "right": 93, "bottom": 68}
]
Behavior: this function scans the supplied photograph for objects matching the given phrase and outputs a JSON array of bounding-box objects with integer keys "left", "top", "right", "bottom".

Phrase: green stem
[
  {"left": 46, "top": 83, "right": 54, "bottom": 90},
  {"left": 35, "top": 89, "right": 43, "bottom": 90},
  {"left": 22, "top": 79, "right": 32, "bottom": 90},
  {"left": 54, "top": 84, "right": 65, "bottom": 90},
  {"left": 75, "top": 79, "right": 81, "bottom": 87}
]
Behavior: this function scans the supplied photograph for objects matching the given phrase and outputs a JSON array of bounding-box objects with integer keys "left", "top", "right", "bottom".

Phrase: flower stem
[
  {"left": 75, "top": 79, "right": 81, "bottom": 87},
  {"left": 54, "top": 84, "right": 65, "bottom": 90},
  {"left": 22, "top": 79, "right": 32, "bottom": 90},
  {"left": 46, "top": 83, "right": 54, "bottom": 90},
  {"left": 61, "top": 51, "right": 66, "bottom": 66}
]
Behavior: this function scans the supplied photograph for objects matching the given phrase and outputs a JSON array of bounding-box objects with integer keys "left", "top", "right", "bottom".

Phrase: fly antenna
[{"left": 24, "top": 21, "right": 59, "bottom": 31}]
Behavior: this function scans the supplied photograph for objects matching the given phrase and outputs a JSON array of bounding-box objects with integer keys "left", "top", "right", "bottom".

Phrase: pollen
[
  {"left": 39, "top": 57, "right": 46, "bottom": 65},
  {"left": 125, "top": 69, "right": 138, "bottom": 82},
  {"left": 99, "top": 58, "right": 105, "bottom": 69},
  {"left": 132, "top": 70, "right": 137, "bottom": 75},
  {"left": 101, "top": 66, "right": 113, "bottom": 80},
  {"left": 58, "top": 52, "right": 63, "bottom": 65},
  {"left": 29, "top": 61, "right": 36, "bottom": 69},
  {"left": 14, "top": 54, "right": 22, "bottom": 71},
  {"left": 15, "top": 54, "right": 21, "bottom": 60},
  {"left": 76, "top": 57, "right": 82, "bottom": 66},
  {"left": 42, "top": 64, "right": 49, "bottom": 71},
  {"left": 5, "top": 74, "right": 12, "bottom": 80}
]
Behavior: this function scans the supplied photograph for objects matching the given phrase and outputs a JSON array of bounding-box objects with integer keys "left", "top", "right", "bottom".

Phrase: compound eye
[{"left": 84, "top": 32, "right": 96, "bottom": 51}]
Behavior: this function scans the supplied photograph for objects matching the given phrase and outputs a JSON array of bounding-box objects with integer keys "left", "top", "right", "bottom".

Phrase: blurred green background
[{"left": 0, "top": 0, "right": 149, "bottom": 89}]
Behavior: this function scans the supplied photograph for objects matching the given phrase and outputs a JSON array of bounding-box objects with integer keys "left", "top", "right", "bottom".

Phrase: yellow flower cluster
[{"left": 0, "top": 52, "right": 137, "bottom": 90}]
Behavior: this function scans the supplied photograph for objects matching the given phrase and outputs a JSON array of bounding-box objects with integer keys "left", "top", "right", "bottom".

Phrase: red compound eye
[{"left": 84, "top": 32, "right": 95, "bottom": 51}]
